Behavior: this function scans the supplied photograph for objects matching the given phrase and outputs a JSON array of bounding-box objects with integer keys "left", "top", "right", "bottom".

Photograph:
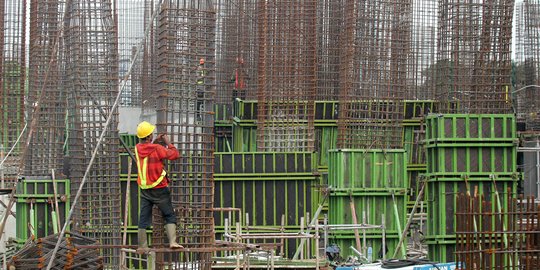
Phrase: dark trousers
[{"left": 138, "top": 187, "right": 176, "bottom": 229}]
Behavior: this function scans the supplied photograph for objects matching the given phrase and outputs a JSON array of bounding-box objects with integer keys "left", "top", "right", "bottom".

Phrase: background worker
[{"left": 135, "top": 121, "right": 183, "bottom": 252}]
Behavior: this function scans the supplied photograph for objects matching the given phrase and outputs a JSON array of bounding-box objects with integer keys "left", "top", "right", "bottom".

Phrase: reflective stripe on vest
[{"left": 134, "top": 147, "right": 167, "bottom": 189}]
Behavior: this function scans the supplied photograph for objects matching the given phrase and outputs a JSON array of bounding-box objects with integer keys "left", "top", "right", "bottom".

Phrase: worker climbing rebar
[{"left": 134, "top": 121, "right": 183, "bottom": 253}]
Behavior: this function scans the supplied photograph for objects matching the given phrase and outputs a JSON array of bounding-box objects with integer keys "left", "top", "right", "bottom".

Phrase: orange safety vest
[{"left": 134, "top": 147, "right": 167, "bottom": 189}]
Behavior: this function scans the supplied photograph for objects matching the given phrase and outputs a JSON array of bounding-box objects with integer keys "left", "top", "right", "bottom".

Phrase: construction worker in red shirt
[{"left": 135, "top": 121, "right": 183, "bottom": 253}]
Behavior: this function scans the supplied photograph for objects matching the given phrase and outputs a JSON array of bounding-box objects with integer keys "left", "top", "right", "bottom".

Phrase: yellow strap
[{"left": 135, "top": 147, "right": 167, "bottom": 189}]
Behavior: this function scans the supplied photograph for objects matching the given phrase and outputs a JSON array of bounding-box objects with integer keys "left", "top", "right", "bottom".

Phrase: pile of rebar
[
  {"left": 456, "top": 193, "right": 540, "bottom": 269},
  {"left": 8, "top": 232, "right": 103, "bottom": 270}
]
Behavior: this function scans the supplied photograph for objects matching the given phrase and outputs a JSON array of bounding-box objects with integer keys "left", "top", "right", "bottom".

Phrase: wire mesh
[
  {"left": 436, "top": 0, "right": 514, "bottom": 114},
  {"left": 25, "top": 0, "right": 66, "bottom": 176},
  {"left": 0, "top": 0, "right": 26, "bottom": 186},
  {"left": 455, "top": 193, "right": 540, "bottom": 270},
  {"left": 514, "top": 0, "right": 540, "bottom": 130},
  {"left": 152, "top": 1, "right": 216, "bottom": 268},
  {"left": 255, "top": 0, "right": 317, "bottom": 152},
  {"left": 336, "top": 0, "right": 410, "bottom": 149},
  {"left": 64, "top": 0, "right": 122, "bottom": 267}
]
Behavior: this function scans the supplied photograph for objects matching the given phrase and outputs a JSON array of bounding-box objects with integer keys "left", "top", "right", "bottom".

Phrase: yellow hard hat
[{"left": 137, "top": 121, "right": 156, "bottom": 138}]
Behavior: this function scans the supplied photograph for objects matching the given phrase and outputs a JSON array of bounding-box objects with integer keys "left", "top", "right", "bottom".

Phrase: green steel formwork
[
  {"left": 15, "top": 179, "right": 70, "bottom": 242},
  {"left": 120, "top": 133, "right": 138, "bottom": 149},
  {"left": 315, "top": 126, "right": 338, "bottom": 170},
  {"left": 403, "top": 100, "right": 437, "bottom": 122},
  {"left": 215, "top": 103, "right": 233, "bottom": 122},
  {"left": 233, "top": 99, "right": 339, "bottom": 123},
  {"left": 328, "top": 193, "right": 407, "bottom": 234},
  {"left": 426, "top": 237, "right": 456, "bottom": 263},
  {"left": 232, "top": 124, "right": 257, "bottom": 152},
  {"left": 425, "top": 114, "right": 516, "bottom": 143},
  {"left": 403, "top": 125, "right": 426, "bottom": 166},
  {"left": 329, "top": 233, "right": 400, "bottom": 262},
  {"left": 426, "top": 144, "right": 517, "bottom": 176},
  {"left": 214, "top": 152, "right": 314, "bottom": 175},
  {"left": 215, "top": 125, "right": 233, "bottom": 152},
  {"left": 214, "top": 178, "right": 316, "bottom": 227},
  {"left": 426, "top": 176, "right": 518, "bottom": 238},
  {"left": 120, "top": 177, "right": 143, "bottom": 227},
  {"left": 328, "top": 149, "right": 408, "bottom": 189}
]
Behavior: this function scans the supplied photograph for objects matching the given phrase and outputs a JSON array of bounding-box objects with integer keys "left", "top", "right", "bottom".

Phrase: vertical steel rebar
[{"left": 64, "top": 0, "right": 121, "bottom": 267}]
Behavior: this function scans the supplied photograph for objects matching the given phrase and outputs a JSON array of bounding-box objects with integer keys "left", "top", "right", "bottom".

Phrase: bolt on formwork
[
  {"left": 215, "top": 0, "right": 258, "bottom": 103},
  {"left": 153, "top": 0, "right": 217, "bottom": 268},
  {"left": 0, "top": 0, "right": 27, "bottom": 188},
  {"left": 514, "top": 0, "right": 540, "bottom": 130},
  {"left": 337, "top": 0, "right": 411, "bottom": 149},
  {"left": 64, "top": 0, "right": 122, "bottom": 267},
  {"left": 455, "top": 193, "right": 540, "bottom": 270},
  {"left": 24, "top": 0, "right": 66, "bottom": 177},
  {"left": 256, "top": 0, "right": 317, "bottom": 152},
  {"left": 436, "top": 0, "right": 514, "bottom": 114}
]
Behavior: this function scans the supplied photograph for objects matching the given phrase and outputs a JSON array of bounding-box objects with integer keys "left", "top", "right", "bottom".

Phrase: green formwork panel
[
  {"left": 329, "top": 233, "right": 400, "bottom": 261},
  {"left": 120, "top": 133, "right": 138, "bottom": 149},
  {"left": 403, "top": 125, "right": 426, "bottom": 165},
  {"left": 425, "top": 114, "right": 516, "bottom": 143},
  {"left": 426, "top": 237, "right": 456, "bottom": 263},
  {"left": 120, "top": 152, "right": 138, "bottom": 177},
  {"left": 315, "top": 126, "right": 338, "bottom": 169},
  {"left": 120, "top": 178, "right": 142, "bottom": 227},
  {"left": 426, "top": 177, "right": 517, "bottom": 238},
  {"left": 215, "top": 125, "right": 233, "bottom": 152},
  {"left": 328, "top": 193, "right": 407, "bottom": 234},
  {"left": 15, "top": 179, "right": 70, "bottom": 242},
  {"left": 214, "top": 177, "right": 317, "bottom": 227},
  {"left": 214, "top": 152, "right": 314, "bottom": 175},
  {"left": 403, "top": 100, "right": 437, "bottom": 121},
  {"left": 232, "top": 124, "right": 257, "bottom": 152},
  {"left": 328, "top": 149, "right": 407, "bottom": 189},
  {"left": 214, "top": 103, "right": 233, "bottom": 122},
  {"left": 426, "top": 144, "right": 517, "bottom": 176}
]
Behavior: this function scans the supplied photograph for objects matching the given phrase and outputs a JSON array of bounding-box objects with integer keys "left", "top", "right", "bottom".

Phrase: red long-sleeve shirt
[{"left": 135, "top": 142, "right": 179, "bottom": 189}]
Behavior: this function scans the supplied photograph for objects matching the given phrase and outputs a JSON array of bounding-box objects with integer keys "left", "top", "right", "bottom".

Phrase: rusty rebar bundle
[
  {"left": 256, "top": 0, "right": 317, "bottom": 152},
  {"left": 337, "top": 0, "right": 411, "bottom": 149},
  {"left": 456, "top": 193, "right": 540, "bottom": 269},
  {"left": 64, "top": 0, "right": 121, "bottom": 267},
  {"left": 436, "top": 0, "right": 514, "bottom": 114},
  {"left": 0, "top": 0, "right": 26, "bottom": 187},
  {"left": 8, "top": 232, "right": 103, "bottom": 270}
]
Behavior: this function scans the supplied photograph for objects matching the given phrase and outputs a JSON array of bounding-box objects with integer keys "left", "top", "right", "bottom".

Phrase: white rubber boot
[{"left": 165, "top": 223, "right": 183, "bottom": 249}]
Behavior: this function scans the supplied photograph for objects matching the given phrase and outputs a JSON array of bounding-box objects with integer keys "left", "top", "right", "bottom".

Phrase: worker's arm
[{"left": 156, "top": 134, "right": 180, "bottom": 160}]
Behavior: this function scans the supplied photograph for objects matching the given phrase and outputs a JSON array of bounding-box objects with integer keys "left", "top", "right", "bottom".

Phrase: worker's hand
[{"left": 158, "top": 134, "right": 171, "bottom": 145}]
